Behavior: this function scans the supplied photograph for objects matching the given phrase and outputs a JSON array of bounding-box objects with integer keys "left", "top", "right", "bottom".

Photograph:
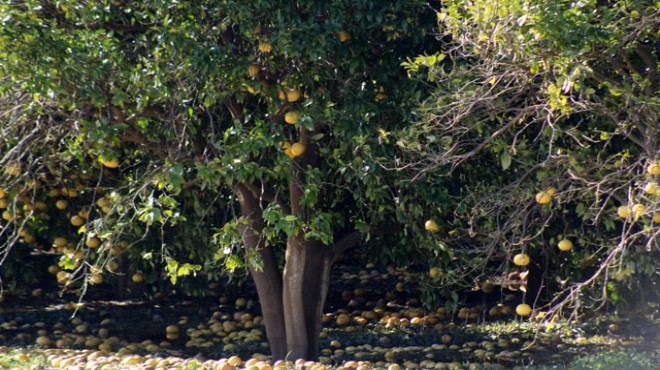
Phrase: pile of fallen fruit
[{"left": 0, "top": 262, "right": 658, "bottom": 369}]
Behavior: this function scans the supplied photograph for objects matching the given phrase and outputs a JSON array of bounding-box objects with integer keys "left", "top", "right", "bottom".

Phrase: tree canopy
[
  {"left": 401, "top": 0, "right": 660, "bottom": 315},
  {"left": 0, "top": 0, "right": 438, "bottom": 360},
  {"left": 1, "top": 0, "right": 658, "bottom": 362}
]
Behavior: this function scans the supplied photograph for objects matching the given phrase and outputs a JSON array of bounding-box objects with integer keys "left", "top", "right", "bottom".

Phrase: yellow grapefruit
[
  {"left": 258, "top": 42, "right": 272, "bottom": 53},
  {"left": 647, "top": 163, "right": 660, "bottom": 175},
  {"left": 535, "top": 190, "right": 552, "bottom": 205},
  {"left": 290, "top": 143, "right": 306, "bottom": 157},
  {"left": 617, "top": 205, "right": 632, "bottom": 218},
  {"left": 131, "top": 273, "right": 144, "bottom": 283},
  {"left": 284, "top": 111, "right": 300, "bottom": 125},
  {"left": 516, "top": 303, "right": 532, "bottom": 316},
  {"left": 247, "top": 64, "right": 260, "bottom": 78},
  {"left": 644, "top": 182, "right": 658, "bottom": 195},
  {"left": 557, "top": 239, "right": 573, "bottom": 252},
  {"left": 513, "top": 253, "right": 530, "bottom": 266},
  {"left": 632, "top": 203, "right": 646, "bottom": 216},
  {"left": 424, "top": 219, "right": 440, "bottom": 232}
]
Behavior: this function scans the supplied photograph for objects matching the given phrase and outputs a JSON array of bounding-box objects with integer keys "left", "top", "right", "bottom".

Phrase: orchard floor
[{"left": 0, "top": 261, "right": 658, "bottom": 370}]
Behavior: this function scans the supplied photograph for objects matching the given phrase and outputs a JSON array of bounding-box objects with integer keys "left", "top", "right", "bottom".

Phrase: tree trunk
[
  {"left": 302, "top": 240, "right": 333, "bottom": 359},
  {"left": 282, "top": 234, "right": 309, "bottom": 360},
  {"left": 234, "top": 183, "right": 288, "bottom": 360}
]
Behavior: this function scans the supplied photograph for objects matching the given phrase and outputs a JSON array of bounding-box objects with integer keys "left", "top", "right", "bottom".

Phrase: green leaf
[{"left": 500, "top": 152, "right": 512, "bottom": 170}]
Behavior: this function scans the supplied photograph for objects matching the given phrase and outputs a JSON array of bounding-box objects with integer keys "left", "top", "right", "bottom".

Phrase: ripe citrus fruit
[
  {"left": 99, "top": 158, "right": 119, "bottom": 168},
  {"left": 647, "top": 163, "right": 660, "bottom": 175},
  {"left": 258, "top": 42, "right": 272, "bottom": 53},
  {"left": 516, "top": 303, "right": 532, "bottom": 316},
  {"left": 617, "top": 205, "right": 631, "bottom": 218},
  {"left": 513, "top": 253, "right": 530, "bottom": 266},
  {"left": 290, "top": 143, "right": 306, "bottom": 157},
  {"left": 70, "top": 215, "right": 85, "bottom": 226},
  {"left": 632, "top": 203, "right": 646, "bottom": 215},
  {"left": 89, "top": 274, "right": 103, "bottom": 285},
  {"left": 247, "top": 64, "right": 260, "bottom": 78},
  {"left": 131, "top": 273, "right": 144, "bottom": 283},
  {"left": 653, "top": 213, "right": 660, "bottom": 223},
  {"left": 644, "top": 182, "right": 658, "bottom": 195},
  {"left": 55, "top": 199, "right": 68, "bottom": 210},
  {"left": 284, "top": 111, "right": 300, "bottom": 125},
  {"left": 235, "top": 297, "right": 247, "bottom": 308},
  {"left": 279, "top": 89, "right": 300, "bottom": 103},
  {"left": 424, "top": 219, "right": 440, "bottom": 232},
  {"left": 429, "top": 267, "right": 442, "bottom": 279},
  {"left": 557, "top": 239, "right": 573, "bottom": 251},
  {"left": 53, "top": 237, "right": 68, "bottom": 248},
  {"left": 338, "top": 30, "right": 351, "bottom": 42},
  {"left": 86, "top": 237, "right": 100, "bottom": 248},
  {"left": 535, "top": 190, "right": 552, "bottom": 205}
]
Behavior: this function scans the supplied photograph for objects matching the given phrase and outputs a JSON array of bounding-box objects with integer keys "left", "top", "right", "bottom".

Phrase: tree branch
[
  {"left": 224, "top": 96, "right": 245, "bottom": 123},
  {"left": 330, "top": 225, "right": 404, "bottom": 263},
  {"left": 244, "top": 182, "right": 291, "bottom": 215}
]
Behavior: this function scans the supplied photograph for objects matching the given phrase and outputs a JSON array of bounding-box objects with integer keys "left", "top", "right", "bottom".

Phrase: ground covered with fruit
[{"left": 0, "top": 261, "right": 658, "bottom": 370}]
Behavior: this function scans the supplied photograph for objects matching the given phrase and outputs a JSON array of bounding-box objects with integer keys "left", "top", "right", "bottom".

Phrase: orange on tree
[
  {"left": 284, "top": 111, "right": 300, "bottom": 125},
  {"left": 290, "top": 142, "right": 306, "bottom": 157},
  {"left": 632, "top": 203, "right": 646, "bottom": 216},
  {"left": 258, "top": 42, "right": 272, "bottom": 53},
  {"left": 131, "top": 273, "right": 144, "bottom": 283},
  {"left": 53, "top": 237, "right": 68, "bottom": 248},
  {"left": 247, "top": 64, "right": 260, "bottom": 78},
  {"left": 647, "top": 163, "right": 660, "bottom": 175},
  {"left": 279, "top": 88, "right": 301, "bottom": 102},
  {"left": 513, "top": 253, "right": 530, "bottom": 266},
  {"left": 99, "top": 156, "right": 119, "bottom": 169},
  {"left": 424, "top": 219, "right": 440, "bottom": 232},
  {"left": 338, "top": 30, "right": 351, "bottom": 42},
  {"left": 85, "top": 237, "right": 101, "bottom": 248},
  {"left": 535, "top": 189, "right": 553, "bottom": 204},
  {"left": 428, "top": 267, "right": 442, "bottom": 279},
  {"left": 55, "top": 199, "right": 68, "bottom": 210},
  {"left": 643, "top": 182, "right": 658, "bottom": 195},
  {"left": 557, "top": 239, "right": 573, "bottom": 251},
  {"left": 70, "top": 215, "right": 85, "bottom": 226},
  {"left": 617, "top": 205, "right": 632, "bottom": 218}
]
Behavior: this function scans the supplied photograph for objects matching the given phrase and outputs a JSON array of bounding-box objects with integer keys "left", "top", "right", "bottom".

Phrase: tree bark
[
  {"left": 282, "top": 235, "right": 309, "bottom": 360},
  {"left": 234, "top": 183, "right": 288, "bottom": 360},
  {"left": 302, "top": 240, "right": 333, "bottom": 359}
]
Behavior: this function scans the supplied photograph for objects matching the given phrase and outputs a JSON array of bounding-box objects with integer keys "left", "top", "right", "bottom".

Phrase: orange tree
[
  {"left": 0, "top": 0, "right": 438, "bottom": 360},
  {"left": 400, "top": 0, "right": 660, "bottom": 317}
]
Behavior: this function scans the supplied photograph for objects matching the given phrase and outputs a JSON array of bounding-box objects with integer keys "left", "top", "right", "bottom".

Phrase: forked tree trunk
[
  {"left": 235, "top": 180, "right": 395, "bottom": 360},
  {"left": 226, "top": 98, "right": 396, "bottom": 361}
]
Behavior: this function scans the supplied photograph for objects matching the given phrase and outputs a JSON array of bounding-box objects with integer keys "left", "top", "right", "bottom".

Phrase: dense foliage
[
  {"left": 0, "top": 0, "right": 438, "bottom": 359},
  {"left": 402, "top": 0, "right": 660, "bottom": 316}
]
